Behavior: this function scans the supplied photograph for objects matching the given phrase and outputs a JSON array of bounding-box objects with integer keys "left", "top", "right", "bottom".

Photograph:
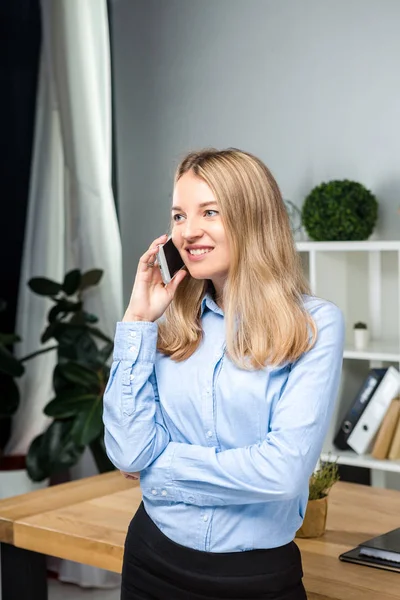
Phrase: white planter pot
[{"left": 354, "top": 329, "right": 369, "bottom": 351}]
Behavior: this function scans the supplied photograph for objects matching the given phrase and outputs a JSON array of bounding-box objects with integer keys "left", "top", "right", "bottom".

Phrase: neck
[{"left": 210, "top": 279, "right": 224, "bottom": 309}]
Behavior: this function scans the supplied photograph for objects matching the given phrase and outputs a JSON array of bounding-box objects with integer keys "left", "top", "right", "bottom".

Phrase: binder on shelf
[
  {"left": 347, "top": 366, "right": 400, "bottom": 455},
  {"left": 333, "top": 368, "right": 387, "bottom": 451},
  {"left": 371, "top": 397, "right": 400, "bottom": 460},
  {"left": 388, "top": 414, "right": 400, "bottom": 460},
  {"left": 339, "top": 527, "right": 400, "bottom": 573}
]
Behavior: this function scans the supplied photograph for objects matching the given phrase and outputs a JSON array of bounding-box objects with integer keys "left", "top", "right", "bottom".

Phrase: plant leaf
[
  {"left": 47, "top": 383, "right": 89, "bottom": 403},
  {"left": 74, "top": 333, "right": 99, "bottom": 366},
  {"left": 26, "top": 434, "right": 49, "bottom": 482},
  {"left": 26, "top": 420, "right": 85, "bottom": 482},
  {"left": 28, "top": 277, "right": 62, "bottom": 296},
  {"left": 41, "top": 323, "right": 58, "bottom": 344},
  {"left": 67, "top": 311, "right": 98, "bottom": 325},
  {"left": 69, "top": 312, "right": 85, "bottom": 325},
  {"left": 98, "top": 342, "right": 113, "bottom": 364},
  {"left": 58, "top": 361, "right": 100, "bottom": 390},
  {"left": 48, "top": 300, "right": 82, "bottom": 323},
  {"left": 0, "top": 333, "right": 21, "bottom": 345},
  {"left": 56, "top": 327, "right": 99, "bottom": 366},
  {"left": 82, "top": 312, "right": 98, "bottom": 324},
  {"left": 80, "top": 269, "right": 103, "bottom": 291},
  {"left": 0, "top": 346, "right": 24, "bottom": 377},
  {"left": 44, "top": 393, "right": 98, "bottom": 418},
  {"left": 0, "top": 375, "right": 20, "bottom": 416},
  {"left": 53, "top": 363, "right": 75, "bottom": 394},
  {"left": 70, "top": 396, "right": 103, "bottom": 446},
  {"left": 62, "top": 269, "right": 82, "bottom": 295},
  {"left": 44, "top": 323, "right": 89, "bottom": 347},
  {"left": 53, "top": 323, "right": 83, "bottom": 346}
]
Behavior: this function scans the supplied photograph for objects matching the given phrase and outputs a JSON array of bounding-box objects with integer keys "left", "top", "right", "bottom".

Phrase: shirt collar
[{"left": 200, "top": 293, "right": 224, "bottom": 317}]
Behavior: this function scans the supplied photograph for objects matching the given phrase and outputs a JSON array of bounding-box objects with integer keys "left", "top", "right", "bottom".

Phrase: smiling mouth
[{"left": 187, "top": 248, "right": 213, "bottom": 256}]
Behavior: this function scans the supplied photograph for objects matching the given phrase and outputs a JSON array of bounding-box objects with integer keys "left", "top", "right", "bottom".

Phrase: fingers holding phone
[
  {"left": 138, "top": 234, "right": 167, "bottom": 278},
  {"left": 123, "top": 235, "right": 187, "bottom": 323}
]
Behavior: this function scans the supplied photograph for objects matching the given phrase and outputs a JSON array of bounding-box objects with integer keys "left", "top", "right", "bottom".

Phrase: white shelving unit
[{"left": 296, "top": 240, "right": 400, "bottom": 489}]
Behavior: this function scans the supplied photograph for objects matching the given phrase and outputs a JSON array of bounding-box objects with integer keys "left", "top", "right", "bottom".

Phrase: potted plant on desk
[{"left": 296, "top": 460, "right": 339, "bottom": 538}]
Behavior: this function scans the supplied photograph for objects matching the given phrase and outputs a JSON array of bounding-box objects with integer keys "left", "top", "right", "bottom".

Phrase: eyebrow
[{"left": 171, "top": 201, "right": 218, "bottom": 212}]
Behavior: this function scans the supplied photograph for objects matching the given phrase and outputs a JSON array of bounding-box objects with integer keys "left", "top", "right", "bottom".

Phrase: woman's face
[{"left": 171, "top": 171, "right": 230, "bottom": 292}]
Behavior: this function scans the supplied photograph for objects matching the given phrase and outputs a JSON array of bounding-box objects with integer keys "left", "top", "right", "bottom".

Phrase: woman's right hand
[{"left": 122, "top": 234, "right": 187, "bottom": 323}]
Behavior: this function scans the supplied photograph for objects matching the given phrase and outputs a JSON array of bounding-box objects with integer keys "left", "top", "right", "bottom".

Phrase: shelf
[
  {"left": 296, "top": 240, "right": 400, "bottom": 252},
  {"left": 296, "top": 238, "right": 400, "bottom": 483},
  {"left": 321, "top": 449, "right": 400, "bottom": 473},
  {"left": 343, "top": 340, "right": 400, "bottom": 362}
]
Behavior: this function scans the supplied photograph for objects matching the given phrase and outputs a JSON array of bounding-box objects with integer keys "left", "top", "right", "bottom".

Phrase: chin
[{"left": 188, "top": 272, "right": 210, "bottom": 281}]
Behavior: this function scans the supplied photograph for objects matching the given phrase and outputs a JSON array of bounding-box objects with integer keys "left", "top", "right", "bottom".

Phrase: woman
[{"left": 103, "top": 148, "right": 345, "bottom": 600}]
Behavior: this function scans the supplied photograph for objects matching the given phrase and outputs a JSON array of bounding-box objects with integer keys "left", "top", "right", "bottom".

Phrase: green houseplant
[
  {"left": 296, "top": 460, "right": 339, "bottom": 538},
  {"left": 301, "top": 180, "right": 378, "bottom": 241},
  {"left": 25, "top": 269, "right": 115, "bottom": 482}
]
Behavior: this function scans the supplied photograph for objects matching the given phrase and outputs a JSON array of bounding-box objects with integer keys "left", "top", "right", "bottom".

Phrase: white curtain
[{"left": 8, "top": 0, "right": 123, "bottom": 588}]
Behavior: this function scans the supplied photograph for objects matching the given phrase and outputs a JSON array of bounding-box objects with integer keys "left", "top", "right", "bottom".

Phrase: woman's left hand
[{"left": 120, "top": 471, "right": 140, "bottom": 480}]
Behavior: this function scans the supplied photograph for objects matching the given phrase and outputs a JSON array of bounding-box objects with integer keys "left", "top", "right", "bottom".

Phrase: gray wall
[{"left": 111, "top": 0, "right": 400, "bottom": 302}]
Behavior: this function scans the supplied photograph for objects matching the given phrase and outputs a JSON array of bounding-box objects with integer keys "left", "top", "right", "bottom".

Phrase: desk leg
[{"left": 1, "top": 543, "right": 48, "bottom": 600}]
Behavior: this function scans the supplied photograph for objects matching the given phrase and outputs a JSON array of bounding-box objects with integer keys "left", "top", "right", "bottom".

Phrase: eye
[
  {"left": 172, "top": 214, "right": 184, "bottom": 222},
  {"left": 205, "top": 209, "right": 218, "bottom": 217}
]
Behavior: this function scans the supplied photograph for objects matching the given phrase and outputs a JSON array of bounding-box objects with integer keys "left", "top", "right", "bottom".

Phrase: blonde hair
[{"left": 157, "top": 148, "right": 316, "bottom": 369}]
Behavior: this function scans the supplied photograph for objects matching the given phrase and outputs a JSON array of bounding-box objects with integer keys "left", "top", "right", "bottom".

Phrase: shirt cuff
[
  {"left": 140, "top": 442, "right": 222, "bottom": 506},
  {"left": 113, "top": 321, "right": 158, "bottom": 363}
]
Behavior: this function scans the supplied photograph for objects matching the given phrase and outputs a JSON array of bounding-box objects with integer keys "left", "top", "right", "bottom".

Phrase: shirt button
[
  {"left": 188, "top": 496, "right": 195, "bottom": 503},
  {"left": 129, "top": 346, "right": 136, "bottom": 352},
  {"left": 203, "top": 515, "right": 208, "bottom": 522},
  {"left": 206, "top": 431, "right": 213, "bottom": 438},
  {"left": 130, "top": 331, "right": 137, "bottom": 338},
  {"left": 161, "top": 490, "right": 167, "bottom": 496},
  {"left": 130, "top": 375, "right": 135, "bottom": 381},
  {"left": 151, "top": 489, "right": 158, "bottom": 495}
]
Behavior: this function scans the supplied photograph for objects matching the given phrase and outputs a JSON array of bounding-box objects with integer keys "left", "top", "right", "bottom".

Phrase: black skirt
[{"left": 121, "top": 503, "right": 307, "bottom": 600}]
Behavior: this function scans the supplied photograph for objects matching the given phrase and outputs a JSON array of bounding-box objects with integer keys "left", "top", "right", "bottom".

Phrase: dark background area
[
  {"left": 0, "top": 0, "right": 41, "bottom": 449},
  {"left": 0, "top": 0, "right": 41, "bottom": 334}
]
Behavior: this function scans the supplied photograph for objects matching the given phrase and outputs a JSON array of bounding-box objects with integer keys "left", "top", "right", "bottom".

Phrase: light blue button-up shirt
[{"left": 103, "top": 294, "right": 344, "bottom": 552}]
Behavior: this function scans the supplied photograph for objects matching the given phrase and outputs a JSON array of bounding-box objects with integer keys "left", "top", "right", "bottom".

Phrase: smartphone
[{"left": 157, "top": 237, "right": 185, "bottom": 284}]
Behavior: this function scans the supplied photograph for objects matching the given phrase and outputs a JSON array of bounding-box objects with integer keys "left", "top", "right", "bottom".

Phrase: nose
[{"left": 181, "top": 217, "right": 203, "bottom": 241}]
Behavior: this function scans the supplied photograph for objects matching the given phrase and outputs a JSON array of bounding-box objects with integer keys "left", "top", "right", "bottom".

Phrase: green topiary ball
[{"left": 301, "top": 180, "right": 378, "bottom": 241}]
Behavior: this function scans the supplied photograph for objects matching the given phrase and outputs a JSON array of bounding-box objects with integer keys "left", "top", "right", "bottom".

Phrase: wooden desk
[
  {"left": 0, "top": 473, "right": 399, "bottom": 599},
  {"left": 297, "top": 481, "right": 400, "bottom": 600}
]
